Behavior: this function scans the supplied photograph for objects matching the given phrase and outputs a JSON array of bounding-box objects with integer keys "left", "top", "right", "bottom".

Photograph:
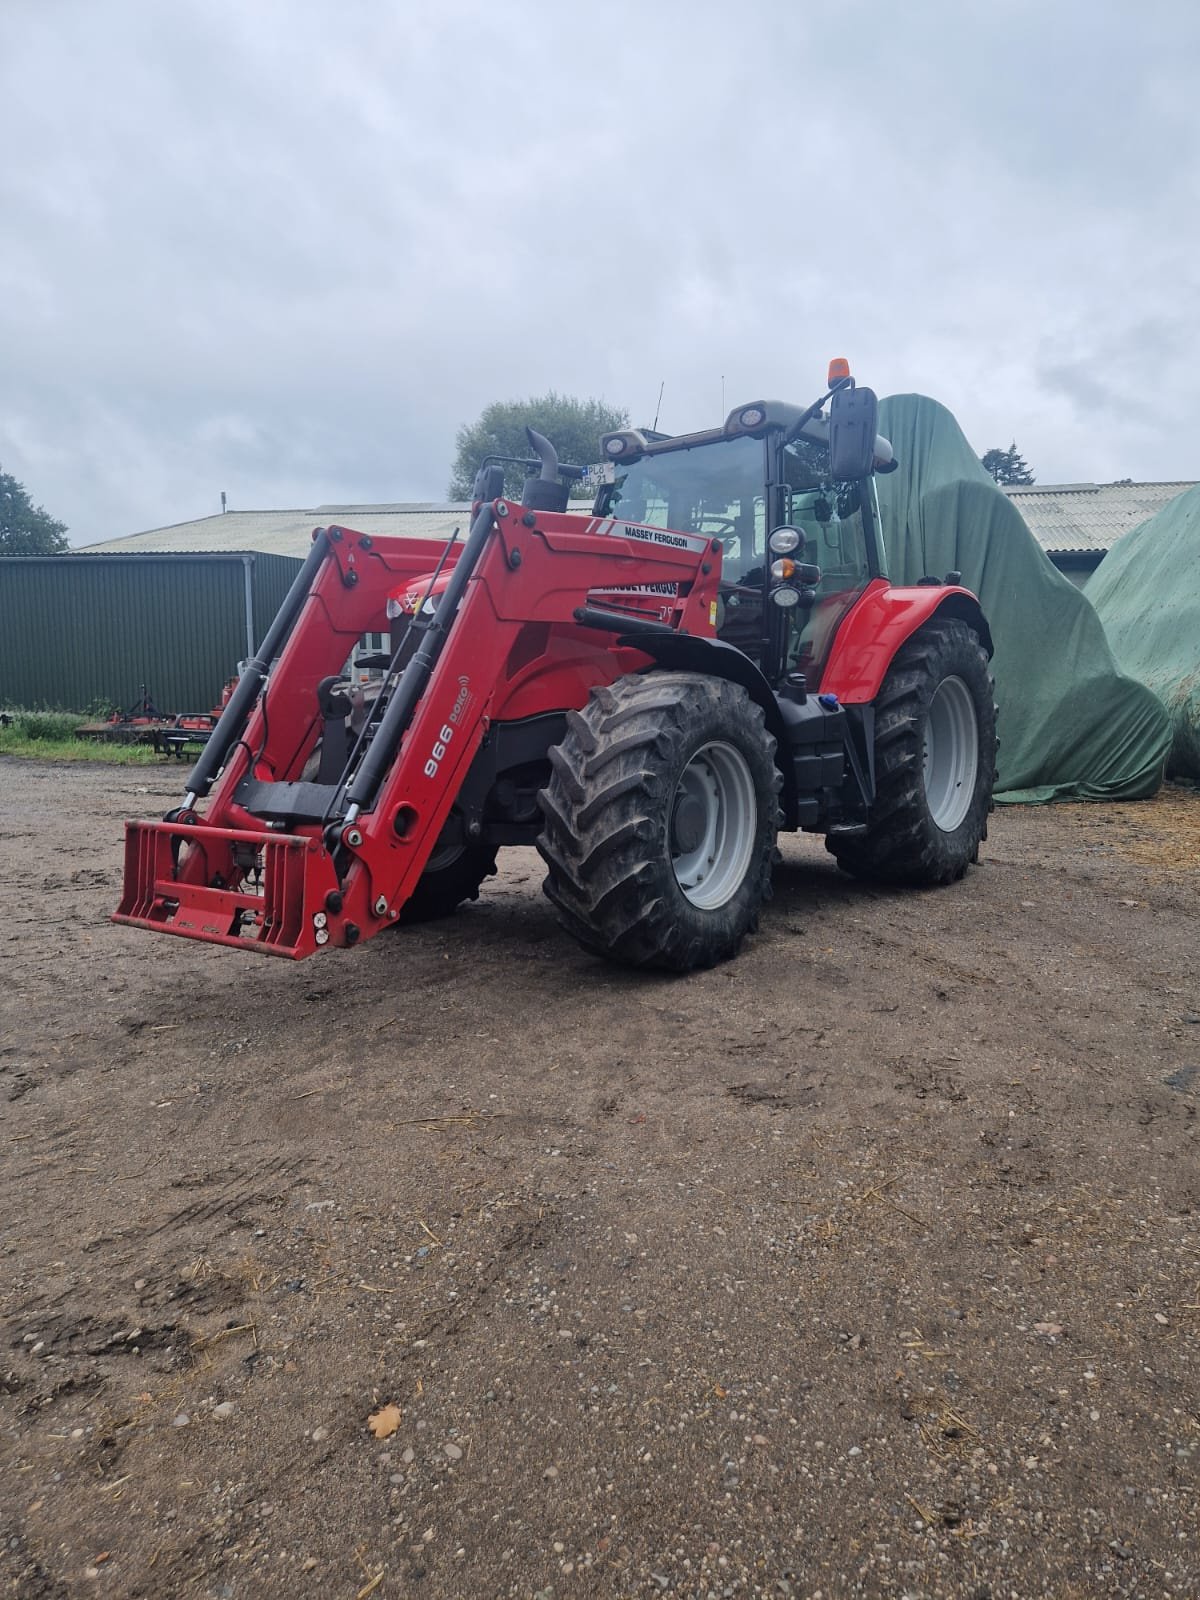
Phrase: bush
[{"left": 14, "top": 711, "right": 83, "bottom": 741}]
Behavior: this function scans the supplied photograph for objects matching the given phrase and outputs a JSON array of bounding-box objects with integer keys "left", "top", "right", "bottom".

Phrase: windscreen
[{"left": 596, "top": 434, "right": 767, "bottom": 584}]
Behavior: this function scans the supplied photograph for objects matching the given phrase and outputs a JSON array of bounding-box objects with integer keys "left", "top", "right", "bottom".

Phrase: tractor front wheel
[
  {"left": 537, "top": 673, "right": 780, "bottom": 971},
  {"left": 827, "top": 618, "right": 996, "bottom": 886}
]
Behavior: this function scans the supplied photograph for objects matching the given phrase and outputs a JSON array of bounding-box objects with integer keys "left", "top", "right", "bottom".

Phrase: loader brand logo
[
  {"left": 424, "top": 677, "right": 473, "bottom": 780},
  {"left": 449, "top": 677, "right": 473, "bottom": 726},
  {"left": 589, "top": 517, "right": 709, "bottom": 555},
  {"left": 591, "top": 582, "right": 680, "bottom": 597},
  {"left": 389, "top": 589, "right": 438, "bottom": 617}
]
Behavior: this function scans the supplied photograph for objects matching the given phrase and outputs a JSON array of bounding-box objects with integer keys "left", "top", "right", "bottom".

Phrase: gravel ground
[{"left": 1, "top": 756, "right": 1198, "bottom": 1600}]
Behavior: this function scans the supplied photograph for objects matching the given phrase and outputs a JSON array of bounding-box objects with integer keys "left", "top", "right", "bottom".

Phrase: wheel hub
[
  {"left": 671, "top": 791, "right": 708, "bottom": 854},
  {"left": 670, "top": 741, "right": 757, "bottom": 911},
  {"left": 922, "top": 674, "right": 980, "bottom": 833}
]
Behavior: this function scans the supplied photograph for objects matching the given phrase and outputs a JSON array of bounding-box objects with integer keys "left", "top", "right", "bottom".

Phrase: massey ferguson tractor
[{"left": 115, "top": 363, "right": 996, "bottom": 971}]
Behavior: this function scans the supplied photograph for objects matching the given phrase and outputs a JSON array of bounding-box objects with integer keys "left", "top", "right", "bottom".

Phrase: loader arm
[{"left": 115, "top": 503, "right": 722, "bottom": 957}]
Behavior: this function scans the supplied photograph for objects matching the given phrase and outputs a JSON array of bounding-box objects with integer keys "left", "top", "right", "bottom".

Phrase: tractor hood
[{"left": 386, "top": 565, "right": 455, "bottom": 619}]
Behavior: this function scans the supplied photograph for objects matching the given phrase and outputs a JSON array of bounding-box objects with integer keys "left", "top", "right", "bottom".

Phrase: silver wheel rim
[
  {"left": 923, "top": 675, "right": 979, "bottom": 832},
  {"left": 671, "top": 741, "right": 757, "bottom": 910}
]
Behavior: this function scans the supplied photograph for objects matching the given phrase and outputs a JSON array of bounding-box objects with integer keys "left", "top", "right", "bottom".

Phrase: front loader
[{"left": 115, "top": 363, "right": 996, "bottom": 971}]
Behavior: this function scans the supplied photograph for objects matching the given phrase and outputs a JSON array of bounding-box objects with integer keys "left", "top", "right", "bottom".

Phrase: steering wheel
[{"left": 697, "top": 516, "right": 737, "bottom": 537}]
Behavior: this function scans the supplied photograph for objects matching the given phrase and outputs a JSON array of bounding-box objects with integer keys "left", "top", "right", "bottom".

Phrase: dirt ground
[{"left": 1, "top": 756, "right": 1198, "bottom": 1600}]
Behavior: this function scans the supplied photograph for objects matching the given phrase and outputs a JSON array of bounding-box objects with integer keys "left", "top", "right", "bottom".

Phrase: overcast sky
[{"left": 3, "top": 0, "right": 1198, "bottom": 546}]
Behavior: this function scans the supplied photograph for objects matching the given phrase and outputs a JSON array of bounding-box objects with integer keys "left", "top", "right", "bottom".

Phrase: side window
[{"left": 781, "top": 442, "right": 869, "bottom": 585}]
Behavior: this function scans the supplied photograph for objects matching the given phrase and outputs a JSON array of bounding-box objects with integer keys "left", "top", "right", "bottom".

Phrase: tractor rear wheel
[
  {"left": 537, "top": 672, "right": 780, "bottom": 971},
  {"left": 827, "top": 618, "right": 996, "bottom": 886}
]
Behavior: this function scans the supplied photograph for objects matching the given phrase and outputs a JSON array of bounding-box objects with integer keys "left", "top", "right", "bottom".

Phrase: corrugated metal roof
[
  {"left": 1003, "top": 482, "right": 1196, "bottom": 555},
  {"left": 81, "top": 483, "right": 1199, "bottom": 562},
  {"left": 81, "top": 505, "right": 476, "bottom": 558}
]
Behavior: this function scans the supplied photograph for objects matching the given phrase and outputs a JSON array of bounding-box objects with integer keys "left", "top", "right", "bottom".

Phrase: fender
[
  {"left": 820, "top": 581, "right": 993, "bottom": 705},
  {"left": 624, "top": 631, "right": 790, "bottom": 750}
]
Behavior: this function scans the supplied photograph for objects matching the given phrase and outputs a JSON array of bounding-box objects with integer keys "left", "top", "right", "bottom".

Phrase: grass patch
[{"left": 0, "top": 711, "right": 166, "bottom": 766}]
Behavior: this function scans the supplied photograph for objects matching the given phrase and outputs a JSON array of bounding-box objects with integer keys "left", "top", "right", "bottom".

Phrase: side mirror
[{"left": 828, "top": 384, "right": 879, "bottom": 481}]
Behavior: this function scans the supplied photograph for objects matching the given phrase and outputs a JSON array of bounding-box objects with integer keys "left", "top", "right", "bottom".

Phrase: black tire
[
  {"left": 400, "top": 837, "right": 498, "bottom": 924},
  {"left": 827, "top": 618, "right": 996, "bottom": 886},
  {"left": 537, "top": 672, "right": 780, "bottom": 972}
]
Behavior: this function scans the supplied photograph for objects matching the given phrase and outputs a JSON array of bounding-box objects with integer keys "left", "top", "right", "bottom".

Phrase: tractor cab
[{"left": 593, "top": 370, "right": 891, "bottom": 690}]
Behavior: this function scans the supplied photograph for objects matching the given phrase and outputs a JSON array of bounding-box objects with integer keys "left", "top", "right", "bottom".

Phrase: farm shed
[
  {"left": 0, "top": 551, "right": 301, "bottom": 713},
  {"left": 0, "top": 503, "right": 470, "bottom": 714},
  {"left": 1003, "top": 481, "right": 1195, "bottom": 586}
]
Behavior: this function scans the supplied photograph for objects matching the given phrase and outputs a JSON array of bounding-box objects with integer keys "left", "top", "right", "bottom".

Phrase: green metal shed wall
[
  {"left": 251, "top": 552, "right": 307, "bottom": 647},
  {"left": 0, "top": 553, "right": 301, "bottom": 712}
]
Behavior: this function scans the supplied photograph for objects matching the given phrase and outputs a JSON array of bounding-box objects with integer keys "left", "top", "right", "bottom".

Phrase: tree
[
  {"left": 449, "top": 393, "right": 629, "bottom": 501},
  {"left": 981, "top": 442, "right": 1035, "bottom": 486},
  {"left": 0, "top": 468, "right": 68, "bottom": 554}
]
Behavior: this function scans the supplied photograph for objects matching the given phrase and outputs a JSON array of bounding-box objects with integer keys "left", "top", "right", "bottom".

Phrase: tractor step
[{"left": 113, "top": 819, "right": 331, "bottom": 958}]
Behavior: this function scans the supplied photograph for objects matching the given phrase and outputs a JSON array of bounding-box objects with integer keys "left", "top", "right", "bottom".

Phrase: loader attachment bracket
[{"left": 114, "top": 819, "right": 339, "bottom": 958}]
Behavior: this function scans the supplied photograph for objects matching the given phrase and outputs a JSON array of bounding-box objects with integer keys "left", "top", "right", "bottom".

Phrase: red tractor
[{"left": 115, "top": 364, "right": 996, "bottom": 971}]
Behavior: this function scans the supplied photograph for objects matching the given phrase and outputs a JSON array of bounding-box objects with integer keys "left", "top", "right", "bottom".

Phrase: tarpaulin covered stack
[
  {"left": 874, "top": 394, "right": 1170, "bottom": 802},
  {"left": 1086, "top": 482, "right": 1200, "bottom": 779}
]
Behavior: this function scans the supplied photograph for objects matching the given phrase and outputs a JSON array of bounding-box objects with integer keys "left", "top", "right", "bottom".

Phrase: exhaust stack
[{"left": 521, "top": 427, "right": 569, "bottom": 513}]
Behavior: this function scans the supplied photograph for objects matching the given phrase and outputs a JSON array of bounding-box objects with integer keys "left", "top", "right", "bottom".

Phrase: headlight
[
  {"left": 738, "top": 405, "right": 766, "bottom": 429},
  {"left": 770, "top": 558, "right": 796, "bottom": 581},
  {"left": 769, "top": 527, "right": 801, "bottom": 554},
  {"left": 771, "top": 586, "right": 800, "bottom": 609}
]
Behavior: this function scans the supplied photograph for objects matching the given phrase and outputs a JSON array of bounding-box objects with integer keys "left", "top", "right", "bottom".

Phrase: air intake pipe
[{"left": 521, "top": 427, "right": 570, "bottom": 513}]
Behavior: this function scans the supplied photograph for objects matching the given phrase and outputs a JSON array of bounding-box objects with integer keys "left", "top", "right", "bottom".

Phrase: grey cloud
[{"left": 2, "top": 0, "right": 1198, "bottom": 544}]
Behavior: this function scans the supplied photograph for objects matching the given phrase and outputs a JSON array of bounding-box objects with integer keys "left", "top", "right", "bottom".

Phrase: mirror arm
[{"left": 783, "top": 389, "right": 836, "bottom": 444}]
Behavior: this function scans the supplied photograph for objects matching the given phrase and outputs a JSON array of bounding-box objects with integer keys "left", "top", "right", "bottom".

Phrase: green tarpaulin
[
  {"left": 1086, "top": 482, "right": 1200, "bottom": 779},
  {"left": 874, "top": 394, "right": 1171, "bottom": 802}
]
